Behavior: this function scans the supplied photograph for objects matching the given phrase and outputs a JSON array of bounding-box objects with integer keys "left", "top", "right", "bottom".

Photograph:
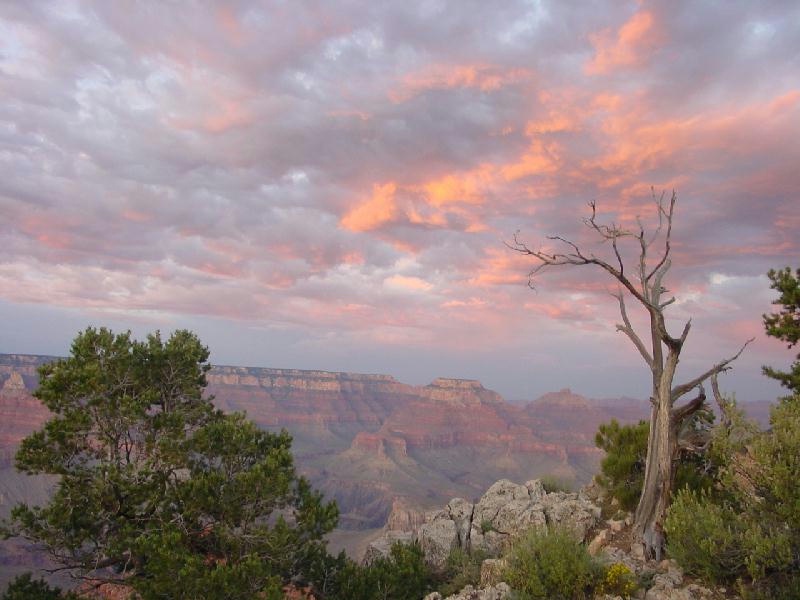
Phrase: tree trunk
[
  {"left": 634, "top": 396, "right": 674, "bottom": 560},
  {"left": 634, "top": 343, "right": 683, "bottom": 559}
]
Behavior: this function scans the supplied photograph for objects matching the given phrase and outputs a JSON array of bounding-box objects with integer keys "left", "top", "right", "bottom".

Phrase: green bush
[
  {"left": 502, "top": 527, "right": 601, "bottom": 600},
  {"left": 333, "top": 541, "right": 435, "bottom": 600},
  {"left": 437, "top": 547, "right": 488, "bottom": 597},
  {"left": 595, "top": 416, "right": 714, "bottom": 512},
  {"left": 594, "top": 420, "right": 649, "bottom": 511},
  {"left": 1, "top": 574, "right": 75, "bottom": 600},
  {"left": 540, "top": 475, "right": 573, "bottom": 493},
  {"left": 664, "top": 489, "right": 749, "bottom": 582},
  {"left": 665, "top": 268, "right": 800, "bottom": 596},
  {"left": 666, "top": 402, "right": 800, "bottom": 593}
]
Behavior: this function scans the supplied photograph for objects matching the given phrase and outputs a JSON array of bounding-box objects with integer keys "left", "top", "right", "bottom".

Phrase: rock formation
[
  {"left": 424, "top": 583, "right": 511, "bottom": 600},
  {"left": 366, "top": 478, "right": 601, "bottom": 568}
]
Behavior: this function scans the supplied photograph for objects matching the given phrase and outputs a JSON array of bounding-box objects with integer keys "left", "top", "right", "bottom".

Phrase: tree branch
[
  {"left": 646, "top": 190, "right": 676, "bottom": 282},
  {"left": 670, "top": 338, "right": 753, "bottom": 401},
  {"left": 671, "top": 384, "right": 706, "bottom": 423},
  {"left": 613, "top": 291, "right": 653, "bottom": 367},
  {"left": 710, "top": 372, "right": 733, "bottom": 428},
  {"left": 507, "top": 231, "right": 652, "bottom": 308}
]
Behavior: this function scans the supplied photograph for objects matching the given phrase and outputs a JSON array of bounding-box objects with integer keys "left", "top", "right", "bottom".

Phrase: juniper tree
[
  {"left": 509, "top": 192, "right": 750, "bottom": 558},
  {"left": 4, "top": 327, "right": 338, "bottom": 599}
]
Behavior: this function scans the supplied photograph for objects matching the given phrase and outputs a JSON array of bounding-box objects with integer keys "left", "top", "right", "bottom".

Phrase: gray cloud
[{"left": 0, "top": 0, "right": 798, "bottom": 400}]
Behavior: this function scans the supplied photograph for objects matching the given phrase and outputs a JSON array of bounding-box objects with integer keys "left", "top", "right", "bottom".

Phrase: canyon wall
[{"left": 0, "top": 355, "right": 629, "bottom": 532}]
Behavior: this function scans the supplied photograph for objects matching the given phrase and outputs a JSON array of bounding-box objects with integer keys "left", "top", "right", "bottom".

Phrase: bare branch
[
  {"left": 646, "top": 190, "right": 676, "bottom": 282},
  {"left": 612, "top": 233, "right": 624, "bottom": 277},
  {"left": 650, "top": 258, "right": 671, "bottom": 305},
  {"left": 547, "top": 235, "right": 586, "bottom": 260},
  {"left": 671, "top": 338, "right": 754, "bottom": 401},
  {"left": 507, "top": 225, "right": 653, "bottom": 309},
  {"left": 672, "top": 384, "right": 706, "bottom": 423},
  {"left": 613, "top": 291, "right": 653, "bottom": 367},
  {"left": 710, "top": 372, "right": 733, "bottom": 428},
  {"left": 678, "top": 319, "right": 692, "bottom": 345},
  {"left": 659, "top": 297, "right": 676, "bottom": 310}
]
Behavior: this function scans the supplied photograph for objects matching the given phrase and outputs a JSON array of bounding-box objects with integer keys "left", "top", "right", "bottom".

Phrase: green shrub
[
  {"left": 502, "top": 527, "right": 601, "bottom": 599},
  {"left": 540, "top": 475, "right": 573, "bottom": 493},
  {"left": 595, "top": 416, "right": 714, "bottom": 512},
  {"left": 438, "top": 548, "right": 488, "bottom": 597},
  {"left": 739, "top": 573, "right": 800, "bottom": 600},
  {"left": 665, "top": 378, "right": 800, "bottom": 592},
  {"left": 594, "top": 420, "right": 649, "bottom": 511},
  {"left": 334, "top": 541, "right": 435, "bottom": 600},
  {"left": 664, "top": 488, "right": 749, "bottom": 582},
  {"left": 1, "top": 574, "right": 76, "bottom": 600}
]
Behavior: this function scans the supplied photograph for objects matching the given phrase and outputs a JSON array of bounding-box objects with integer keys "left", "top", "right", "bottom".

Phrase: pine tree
[{"left": 763, "top": 267, "right": 800, "bottom": 396}]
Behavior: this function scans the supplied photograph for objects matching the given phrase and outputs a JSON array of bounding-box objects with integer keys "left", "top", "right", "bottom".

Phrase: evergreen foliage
[
  {"left": 665, "top": 400, "right": 800, "bottom": 589},
  {"left": 595, "top": 420, "right": 649, "bottom": 511},
  {"left": 331, "top": 542, "right": 435, "bottom": 600},
  {"left": 3, "top": 327, "right": 338, "bottom": 599},
  {"left": 763, "top": 266, "right": 800, "bottom": 395},
  {"left": 0, "top": 574, "right": 75, "bottom": 600},
  {"left": 595, "top": 416, "right": 713, "bottom": 511},
  {"left": 665, "top": 268, "right": 800, "bottom": 597}
]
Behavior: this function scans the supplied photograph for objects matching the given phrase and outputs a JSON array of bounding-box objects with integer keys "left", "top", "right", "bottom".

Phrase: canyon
[{"left": 0, "top": 353, "right": 771, "bottom": 576}]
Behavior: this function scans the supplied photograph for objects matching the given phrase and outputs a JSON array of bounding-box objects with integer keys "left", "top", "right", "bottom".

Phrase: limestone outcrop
[
  {"left": 423, "top": 583, "right": 511, "bottom": 600},
  {"left": 365, "top": 478, "right": 601, "bottom": 568}
]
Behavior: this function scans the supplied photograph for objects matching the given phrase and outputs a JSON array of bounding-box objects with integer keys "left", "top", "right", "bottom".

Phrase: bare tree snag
[{"left": 508, "top": 190, "right": 752, "bottom": 558}]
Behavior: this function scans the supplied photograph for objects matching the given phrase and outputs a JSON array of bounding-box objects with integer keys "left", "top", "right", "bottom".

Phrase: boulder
[
  {"left": 472, "top": 480, "right": 531, "bottom": 526},
  {"left": 418, "top": 518, "right": 458, "bottom": 568},
  {"left": 600, "top": 546, "right": 642, "bottom": 576},
  {"left": 524, "top": 478, "right": 546, "bottom": 501},
  {"left": 362, "top": 531, "right": 414, "bottom": 564},
  {"left": 369, "top": 478, "right": 603, "bottom": 570},
  {"left": 470, "top": 479, "right": 548, "bottom": 553},
  {"left": 588, "top": 528, "right": 609, "bottom": 555},
  {"left": 447, "top": 498, "right": 474, "bottom": 547},
  {"left": 541, "top": 493, "right": 600, "bottom": 541},
  {"left": 423, "top": 583, "right": 511, "bottom": 600}
]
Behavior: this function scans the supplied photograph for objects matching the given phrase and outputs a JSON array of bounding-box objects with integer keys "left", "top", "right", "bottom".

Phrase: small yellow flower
[{"left": 598, "top": 563, "right": 637, "bottom": 598}]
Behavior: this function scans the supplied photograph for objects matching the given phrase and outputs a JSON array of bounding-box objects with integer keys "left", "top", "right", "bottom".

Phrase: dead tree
[{"left": 508, "top": 191, "right": 751, "bottom": 557}]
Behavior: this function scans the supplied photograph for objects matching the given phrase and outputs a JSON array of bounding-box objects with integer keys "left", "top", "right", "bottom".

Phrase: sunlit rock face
[{"left": 0, "top": 354, "right": 648, "bottom": 532}]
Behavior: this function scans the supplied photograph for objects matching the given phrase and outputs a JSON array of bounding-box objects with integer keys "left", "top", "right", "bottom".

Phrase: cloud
[
  {"left": 340, "top": 182, "right": 400, "bottom": 232},
  {"left": 0, "top": 0, "right": 798, "bottom": 401},
  {"left": 390, "top": 63, "right": 534, "bottom": 102},
  {"left": 585, "top": 10, "right": 663, "bottom": 75}
]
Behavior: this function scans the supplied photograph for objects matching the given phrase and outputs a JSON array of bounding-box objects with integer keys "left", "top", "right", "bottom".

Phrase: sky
[{"left": 0, "top": 1, "right": 798, "bottom": 403}]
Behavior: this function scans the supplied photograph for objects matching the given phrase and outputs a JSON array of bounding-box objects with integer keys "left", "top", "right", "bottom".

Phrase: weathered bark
[{"left": 509, "top": 190, "right": 751, "bottom": 558}]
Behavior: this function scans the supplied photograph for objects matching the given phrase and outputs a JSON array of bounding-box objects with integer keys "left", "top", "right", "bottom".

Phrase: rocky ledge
[
  {"left": 367, "top": 479, "right": 724, "bottom": 600},
  {"left": 366, "top": 478, "right": 601, "bottom": 568}
]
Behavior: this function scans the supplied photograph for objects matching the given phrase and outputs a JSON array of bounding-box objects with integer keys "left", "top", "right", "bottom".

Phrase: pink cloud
[
  {"left": 585, "top": 10, "right": 663, "bottom": 75},
  {"left": 340, "top": 182, "right": 399, "bottom": 232},
  {"left": 390, "top": 64, "right": 534, "bottom": 102}
]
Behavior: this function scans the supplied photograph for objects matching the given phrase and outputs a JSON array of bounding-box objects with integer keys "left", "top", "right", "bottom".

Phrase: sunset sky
[{"left": 1, "top": 1, "right": 798, "bottom": 402}]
